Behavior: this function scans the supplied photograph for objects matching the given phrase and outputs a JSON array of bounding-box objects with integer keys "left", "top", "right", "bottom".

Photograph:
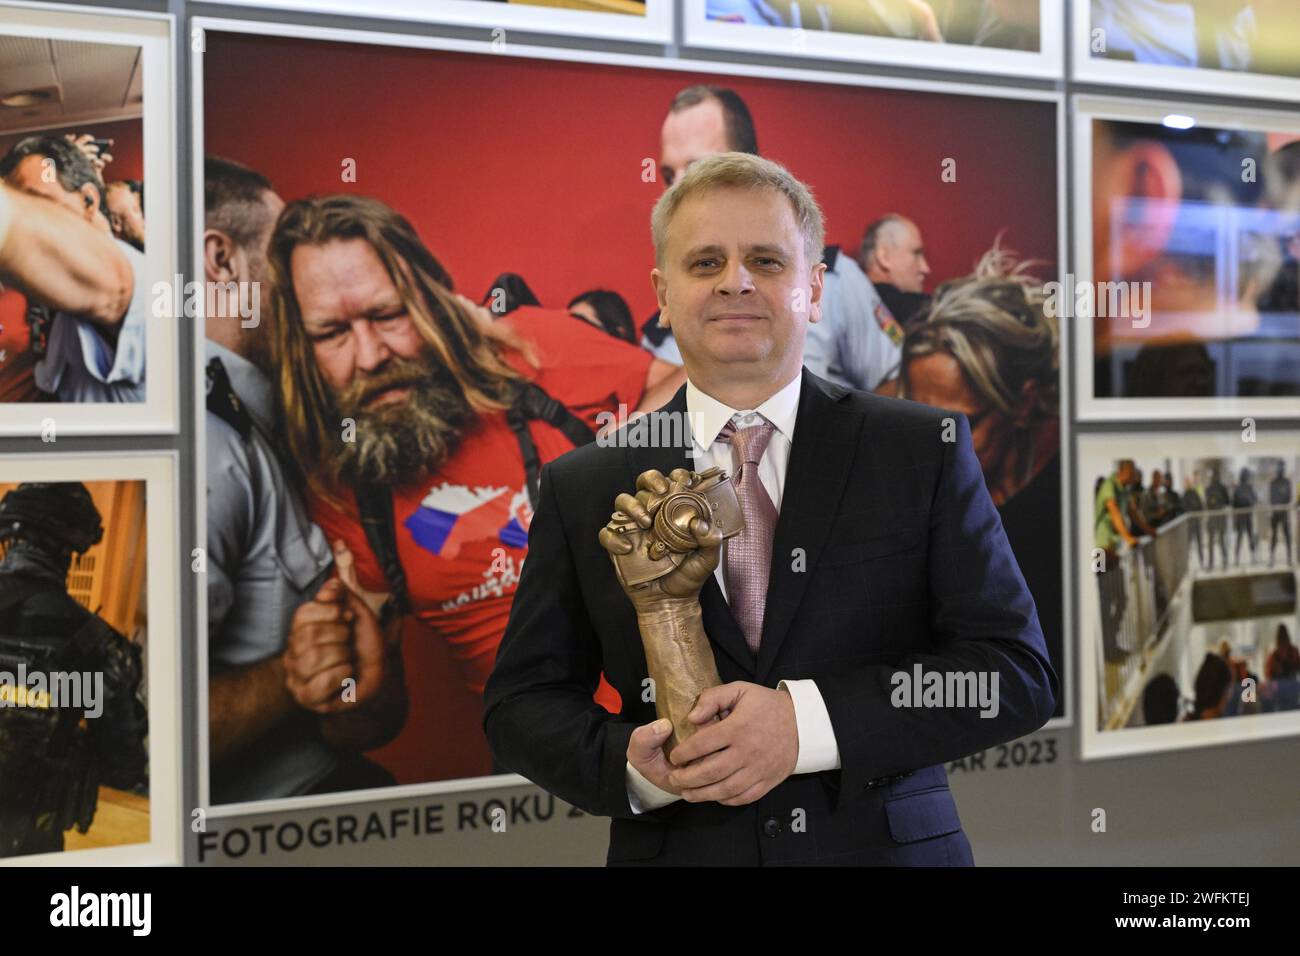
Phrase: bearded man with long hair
[{"left": 270, "top": 194, "right": 680, "bottom": 783}]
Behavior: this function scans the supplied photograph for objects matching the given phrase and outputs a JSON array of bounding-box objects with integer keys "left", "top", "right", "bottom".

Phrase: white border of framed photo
[
  {"left": 0, "top": 2, "right": 179, "bottom": 436},
  {"left": 1073, "top": 94, "right": 1300, "bottom": 423},
  {"left": 684, "top": 0, "right": 1063, "bottom": 81},
  {"left": 0, "top": 450, "right": 182, "bottom": 866},
  {"left": 202, "top": 0, "right": 672, "bottom": 44},
  {"left": 1077, "top": 430, "right": 1300, "bottom": 761},
  {"left": 1072, "top": 0, "right": 1300, "bottom": 103},
  {"left": 191, "top": 15, "right": 1070, "bottom": 819}
]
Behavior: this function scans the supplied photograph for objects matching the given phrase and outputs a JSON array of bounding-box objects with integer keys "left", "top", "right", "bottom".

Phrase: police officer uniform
[
  {"left": 205, "top": 340, "right": 340, "bottom": 802},
  {"left": 0, "top": 483, "right": 148, "bottom": 857}
]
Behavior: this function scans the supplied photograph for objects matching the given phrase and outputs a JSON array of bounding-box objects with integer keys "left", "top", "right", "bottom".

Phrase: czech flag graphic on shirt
[{"left": 404, "top": 483, "right": 532, "bottom": 558}]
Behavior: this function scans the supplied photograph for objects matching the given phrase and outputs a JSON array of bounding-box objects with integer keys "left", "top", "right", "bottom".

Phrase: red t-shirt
[
  {"left": 310, "top": 307, "right": 653, "bottom": 707},
  {"left": 0, "top": 287, "right": 40, "bottom": 403}
]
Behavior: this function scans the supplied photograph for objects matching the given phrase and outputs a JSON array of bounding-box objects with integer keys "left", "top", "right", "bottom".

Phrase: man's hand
[
  {"left": 65, "top": 133, "right": 112, "bottom": 174},
  {"left": 626, "top": 718, "right": 682, "bottom": 797},
  {"left": 283, "top": 577, "right": 386, "bottom": 714},
  {"left": 665, "top": 682, "right": 799, "bottom": 807}
]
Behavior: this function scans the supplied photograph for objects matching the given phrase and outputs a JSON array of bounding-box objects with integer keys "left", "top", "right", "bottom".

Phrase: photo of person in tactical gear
[{"left": 0, "top": 481, "right": 148, "bottom": 859}]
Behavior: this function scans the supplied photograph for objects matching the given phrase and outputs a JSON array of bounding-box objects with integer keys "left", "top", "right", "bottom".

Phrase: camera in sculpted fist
[{"left": 598, "top": 466, "right": 745, "bottom": 758}]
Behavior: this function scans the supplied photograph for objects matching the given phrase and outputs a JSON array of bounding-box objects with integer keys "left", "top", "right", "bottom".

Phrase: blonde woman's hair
[
  {"left": 900, "top": 243, "right": 1059, "bottom": 419},
  {"left": 650, "top": 151, "right": 825, "bottom": 267}
]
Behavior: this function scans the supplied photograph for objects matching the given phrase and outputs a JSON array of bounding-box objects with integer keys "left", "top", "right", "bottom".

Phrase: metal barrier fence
[{"left": 1095, "top": 503, "right": 1299, "bottom": 729}]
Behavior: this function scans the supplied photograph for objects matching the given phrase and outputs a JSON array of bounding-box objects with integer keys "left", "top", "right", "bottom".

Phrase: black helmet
[{"left": 0, "top": 482, "right": 103, "bottom": 554}]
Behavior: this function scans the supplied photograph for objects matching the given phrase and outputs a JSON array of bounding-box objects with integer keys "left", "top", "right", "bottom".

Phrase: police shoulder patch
[{"left": 875, "top": 301, "right": 904, "bottom": 347}]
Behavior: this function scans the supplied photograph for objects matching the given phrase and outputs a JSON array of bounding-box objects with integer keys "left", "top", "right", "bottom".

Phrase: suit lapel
[
  {"left": 623, "top": 385, "right": 756, "bottom": 677},
  {"left": 755, "top": 369, "right": 863, "bottom": 683}
]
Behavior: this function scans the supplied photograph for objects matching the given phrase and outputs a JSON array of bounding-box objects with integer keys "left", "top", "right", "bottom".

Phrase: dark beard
[{"left": 330, "top": 357, "right": 472, "bottom": 488}]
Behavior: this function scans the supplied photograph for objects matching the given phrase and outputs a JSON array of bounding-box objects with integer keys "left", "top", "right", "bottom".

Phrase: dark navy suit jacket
[{"left": 484, "top": 368, "right": 1058, "bottom": 865}]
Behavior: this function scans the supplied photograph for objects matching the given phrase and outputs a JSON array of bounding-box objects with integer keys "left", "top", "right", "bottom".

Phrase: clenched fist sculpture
[{"left": 599, "top": 466, "right": 744, "bottom": 757}]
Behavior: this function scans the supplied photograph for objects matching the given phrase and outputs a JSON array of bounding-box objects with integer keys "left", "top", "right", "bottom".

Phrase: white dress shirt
[{"left": 626, "top": 371, "right": 842, "bottom": 814}]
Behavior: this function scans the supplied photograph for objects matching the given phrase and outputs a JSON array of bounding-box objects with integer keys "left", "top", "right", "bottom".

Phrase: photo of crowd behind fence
[{"left": 1091, "top": 452, "right": 1299, "bottom": 733}]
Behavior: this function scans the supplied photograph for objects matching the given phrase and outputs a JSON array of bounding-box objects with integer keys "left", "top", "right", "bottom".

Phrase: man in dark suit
[{"left": 483, "top": 152, "right": 1057, "bottom": 866}]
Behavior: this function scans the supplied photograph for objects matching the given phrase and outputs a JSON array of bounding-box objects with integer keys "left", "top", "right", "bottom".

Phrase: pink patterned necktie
[{"left": 718, "top": 416, "right": 778, "bottom": 654}]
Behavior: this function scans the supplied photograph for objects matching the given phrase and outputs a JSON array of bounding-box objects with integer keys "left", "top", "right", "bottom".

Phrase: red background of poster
[
  {"left": 204, "top": 34, "right": 1059, "bottom": 320},
  {"left": 203, "top": 32, "right": 1060, "bottom": 788}
]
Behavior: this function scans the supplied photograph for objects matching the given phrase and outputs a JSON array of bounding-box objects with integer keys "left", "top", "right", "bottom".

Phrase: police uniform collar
[{"left": 204, "top": 340, "right": 275, "bottom": 436}]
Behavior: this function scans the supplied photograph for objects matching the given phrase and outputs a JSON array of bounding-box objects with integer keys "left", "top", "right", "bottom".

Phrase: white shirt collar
[{"left": 686, "top": 371, "right": 802, "bottom": 456}]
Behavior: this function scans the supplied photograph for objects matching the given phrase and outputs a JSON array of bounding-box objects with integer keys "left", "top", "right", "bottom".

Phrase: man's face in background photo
[
  {"left": 652, "top": 184, "right": 823, "bottom": 387},
  {"left": 289, "top": 236, "right": 469, "bottom": 487},
  {"left": 4, "top": 152, "right": 106, "bottom": 229},
  {"left": 106, "top": 182, "right": 145, "bottom": 249},
  {"left": 660, "top": 97, "right": 731, "bottom": 189},
  {"left": 874, "top": 218, "right": 931, "bottom": 293},
  {"left": 205, "top": 184, "right": 285, "bottom": 371}
]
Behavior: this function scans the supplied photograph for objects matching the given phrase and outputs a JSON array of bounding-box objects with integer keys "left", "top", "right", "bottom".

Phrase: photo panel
[
  {"left": 0, "top": 4, "right": 177, "bottom": 435},
  {"left": 1078, "top": 430, "right": 1300, "bottom": 760},
  {"left": 685, "top": 0, "right": 1063, "bottom": 80},
  {"left": 194, "top": 21, "right": 1067, "bottom": 816},
  {"left": 1074, "top": 0, "right": 1300, "bottom": 101},
  {"left": 203, "top": 0, "right": 673, "bottom": 43},
  {"left": 1074, "top": 96, "right": 1300, "bottom": 421},
  {"left": 0, "top": 451, "right": 181, "bottom": 866}
]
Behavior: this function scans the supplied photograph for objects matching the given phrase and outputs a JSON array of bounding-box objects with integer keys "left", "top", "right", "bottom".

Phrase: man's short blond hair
[{"left": 651, "top": 151, "right": 825, "bottom": 268}]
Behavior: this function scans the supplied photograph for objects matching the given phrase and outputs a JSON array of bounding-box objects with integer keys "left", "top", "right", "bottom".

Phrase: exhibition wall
[{"left": 0, "top": 0, "right": 1295, "bottom": 867}]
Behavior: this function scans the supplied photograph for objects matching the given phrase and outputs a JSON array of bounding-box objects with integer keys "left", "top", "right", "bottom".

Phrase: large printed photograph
[
  {"left": 1076, "top": 1, "right": 1300, "bottom": 99},
  {"left": 0, "top": 8, "right": 176, "bottom": 435},
  {"left": 1077, "top": 98, "right": 1300, "bottom": 420},
  {"left": 1079, "top": 432, "right": 1300, "bottom": 760},
  {"left": 203, "top": 0, "right": 672, "bottom": 44},
  {"left": 686, "top": 0, "right": 1061, "bottom": 79},
  {"left": 198, "top": 29, "right": 1064, "bottom": 810},
  {"left": 0, "top": 452, "right": 181, "bottom": 866}
]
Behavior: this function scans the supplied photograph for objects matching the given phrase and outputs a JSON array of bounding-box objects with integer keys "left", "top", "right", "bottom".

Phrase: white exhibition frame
[
  {"left": 191, "top": 15, "right": 1070, "bottom": 819},
  {"left": 1073, "top": 94, "right": 1300, "bottom": 423},
  {"left": 684, "top": 0, "right": 1064, "bottom": 81},
  {"left": 0, "top": 3, "right": 179, "bottom": 436},
  {"left": 0, "top": 451, "right": 183, "bottom": 867},
  {"left": 1076, "top": 430, "right": 1300, "bottom": 761},
  {"left": 1071, "top": 0, "right": 1300, "bottom": 103},
  {"left": 204, "top": 0, "right": 673, "bottom": 44}
]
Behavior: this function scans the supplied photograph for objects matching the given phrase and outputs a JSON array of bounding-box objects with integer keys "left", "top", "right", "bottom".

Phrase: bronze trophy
[{"left": 599, "top": 466, "right": 744, "bottom": 757}]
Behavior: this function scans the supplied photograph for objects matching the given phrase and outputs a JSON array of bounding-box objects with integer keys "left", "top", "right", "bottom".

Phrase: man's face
[
  {"left": 5, "top": 153, "right": 97, "bottom": 222},
  {"left": 292, "top": 237, "right": 427, "bottom": 401},
  {"left": 904, "top": 351, "right": 1006, "bottom": 482},
  {"left": 242, "top": 189, "right": 284, "bottom": 285},
  {"left": 660, "top": 99, "right": 730, "bottom": 189},
  {"left": 878, "top": 220, "right": 930, "bottom": 292},
  {"left": 291, "top": 236, "right": 470, "bottom": 486},
  {"left": 651, "top": 186, "right": 823, "bottom": 385},
  {"left": 106, "top": 183, "right": 145, "bottom": 246}
]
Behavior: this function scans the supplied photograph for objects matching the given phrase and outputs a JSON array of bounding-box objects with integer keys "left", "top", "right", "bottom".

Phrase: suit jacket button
[{"left": 762, "top": 817, "right": 782, "bottom": 838}]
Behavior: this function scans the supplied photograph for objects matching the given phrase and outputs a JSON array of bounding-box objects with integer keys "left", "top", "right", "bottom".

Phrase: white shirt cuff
[
  {"left": 779, "top": 678, "right": 841, "bottom": 774},
  {"left": 626, "top": 760, "right": 680, "bottom": 814}
]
